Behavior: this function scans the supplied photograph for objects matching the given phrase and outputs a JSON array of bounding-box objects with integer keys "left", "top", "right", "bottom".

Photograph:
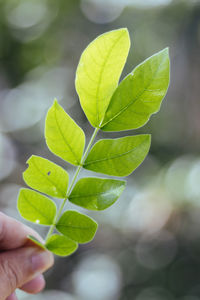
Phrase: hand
[{"left": 0, "top": 212, "right": 54, "bottom": 300}]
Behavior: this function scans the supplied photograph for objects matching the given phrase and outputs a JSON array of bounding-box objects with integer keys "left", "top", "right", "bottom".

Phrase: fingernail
[{"left": 31, "top": 250, "right": 54, "bottom": 272}]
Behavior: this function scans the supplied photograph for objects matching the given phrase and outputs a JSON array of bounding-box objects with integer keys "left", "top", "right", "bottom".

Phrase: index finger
[{"left": 0, "top": 212, "right": 43, "bottom": 250}]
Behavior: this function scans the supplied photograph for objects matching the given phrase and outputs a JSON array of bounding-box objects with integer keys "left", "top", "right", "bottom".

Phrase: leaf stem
[
  {"left": 44, "top": 202, "right": 64, "bottom": 242},
  {"left": 81, "top": 127, "right": 99, "bottom": 163},
  {"left": 67, "top": 127, "right": 99, "bottom": 195},
  {"left": 45, "top": 127, "right": 99, "bottom": 243}
]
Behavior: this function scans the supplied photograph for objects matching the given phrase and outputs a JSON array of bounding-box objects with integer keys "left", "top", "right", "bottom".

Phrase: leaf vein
[{"left": 69, "top": 189, "right": 120, "bottom": 199}]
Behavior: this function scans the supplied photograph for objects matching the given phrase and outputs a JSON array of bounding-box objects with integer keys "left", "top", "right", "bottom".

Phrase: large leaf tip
[
  {"left": 156, "top": 47, "right": 170, "bottom": 86},
  {"left": 113, "top": 27, "right": 129, "bottom": 35},
  {"left": 158, "top": 47, "right": 169, "bottom": 65},
  {"left": 51, "top": 98, "right": 60, "bottom": 110},
  {"left": 111, "top": 27, "right": 130, "bottom": 46},
  {"left": 153, "top": 47, "right": 170, "bottom": 68},
  {"left": 154, "top": 47, "right": 169, "bottom": 56},
  {"left": 97, "top": 27, "right": 130, "bottom": 41},
  {"left": 53, "top": 98, "right": 58, "bottom": 105},
  {"left": 134, "top": 47, "right": 170, "bottom": 73},
  {"left": 161, "top": 47, "right": 169, "bottom": 54},
  {"left": 47, "top": 98, "right": 60, "bottom": 112}
]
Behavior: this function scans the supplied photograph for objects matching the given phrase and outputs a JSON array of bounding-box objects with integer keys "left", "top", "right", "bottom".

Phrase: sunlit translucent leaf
[
  {"left": 23, "top": 155, "right": 69, "bottom": 198},
  {"left": 69, "top": 177, "right": 126, "bottom": 210},
  {"left": 27, "top": 235, "right": 46, "bottom": 250},
  {"left": 75, "top": 28, "right": 130, "bottom": 128},
  {"left": 84, "top": 135, "right": 151, "bottom": 176},
  {"left": 45, "top": 234, "right": 78, "bottom": 256},
  {"left": 101, "top": 48, "right": 170, "bottom": 131},
  {"left": 56, "top": 210, "right": 98, "bottom": 243},
  {"left": 17, "top": 188, "right": 57, "bottom": 225},
  {"left": 45, "top": 100, "right": 85, "bottom": 165}
]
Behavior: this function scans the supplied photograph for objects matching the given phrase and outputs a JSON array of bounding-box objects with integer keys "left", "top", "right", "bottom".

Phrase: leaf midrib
[
  {"left": 69, "top": 188, "right": 121, "bottom": 199},
  {"left": 84, "top": 139, "right": 148, "bottom": 166},
  {"left": 95, "top": 31, "right": 126, "bottom": 125}
]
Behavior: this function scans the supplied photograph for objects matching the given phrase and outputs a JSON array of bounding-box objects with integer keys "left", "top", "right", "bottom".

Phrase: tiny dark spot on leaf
[{"left": 47, "top": 171, "right": 51, "bottom": 176}]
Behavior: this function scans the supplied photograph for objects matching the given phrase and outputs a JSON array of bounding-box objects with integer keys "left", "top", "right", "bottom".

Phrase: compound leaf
[
  {"left": 84, "top": 135, "right": 151, "bottom": 176},
  {"left": 45, "top": 100, "right": 85, "bottom": 165},
  {"left": 56, "top": 210, "right": 98, "bottom": 244},
  {"left": 101, "top": 48, "right": 170, "bottom": 131},
  {"left": 17, "top": 188, "right": 57, "bottom": 225},
  {"left": 75, "top": 28, "right": 130, "bottom": 128},
  {"left": 69, "top": 177, "right": 126, "bottom": 210},
  {"left": 45, "top": 234, "right": 78, "bottom": 256},
  {"left": 23, "top": 155, "right": 69, "bottom": 198}
]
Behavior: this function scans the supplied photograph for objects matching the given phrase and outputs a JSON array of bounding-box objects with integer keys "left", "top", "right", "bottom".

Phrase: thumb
[{"left": 0, "top": 246, "right": 54, "bottom": 299}]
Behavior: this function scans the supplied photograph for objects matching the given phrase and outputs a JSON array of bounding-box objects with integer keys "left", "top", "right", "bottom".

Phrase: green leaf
[
  {"left": 69, "top": 177, "right": 126, "bottom": 210},
  {"left": 17, "top": 188, "right": 57, "bottom": 225},
  {"left": 27, "top": 235, "right": 46, "bottom": 250},
  {"left": 56, "top": 210, "right": 98, "bottom": 244},
  {"left": 45, "top": 99, "right": 85, "bottom": 165},
  {"left": 101, "top": 48, "right": 170, "bottom": 131},
  {"left": 75, "top": 28, "right": 130, "bottom": 128},
  {"left": 23, "top": 155, "right": 69, "bottom": 198},
  {"left": 84, "top": 135, "right": 151, "bottom": 176},
  {"left": 45, "top": 234, "right": 78, "bottom": 256}
]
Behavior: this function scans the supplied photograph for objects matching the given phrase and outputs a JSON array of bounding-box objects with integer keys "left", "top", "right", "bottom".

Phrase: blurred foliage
[{"left": 1, "top": 0, "right": 200, "bottom": 299}]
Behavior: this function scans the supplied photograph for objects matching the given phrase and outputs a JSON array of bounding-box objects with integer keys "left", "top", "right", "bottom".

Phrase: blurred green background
[{"left": 0, "top": 0, "right": 200, "bottom": 299}]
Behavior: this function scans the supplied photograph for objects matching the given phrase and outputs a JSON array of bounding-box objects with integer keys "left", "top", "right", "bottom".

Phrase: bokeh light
[
  {"left": 0, "top": 134, "right": 16, "bottom": 180},
  {"left": 80, "top": 0, "right": 124, "bottom": 24},
  {"left": 135, "top": 287, "right": 174, "bottom": 300},
  {"left": 136, "top": 230, "right": 177, "bottom": 270},
  {"left": 0, "top": 66, "right": 73, "bottom": 132},
  {"left": 4, "top": 0, "right": 58, "bottom": 42},
  {"left": 1, "top": 0, "right": 200, "bottom": 298},
  {"left": 72, "top": 253, "right": 122, "bottom": 300}
]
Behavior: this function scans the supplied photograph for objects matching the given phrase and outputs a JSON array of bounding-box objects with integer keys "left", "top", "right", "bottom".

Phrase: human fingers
[
  {"left": 0, "top": 246, "right": 54, "bottom": 300},
  {"left": 6, "top": 293, "right": 18, "bottom": 300},
  {"left": 0, "top": 212, "right": 42, "bottom": 250},
  {"left": 20, "top": 274, "right": 45, "bottom": 294}
]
